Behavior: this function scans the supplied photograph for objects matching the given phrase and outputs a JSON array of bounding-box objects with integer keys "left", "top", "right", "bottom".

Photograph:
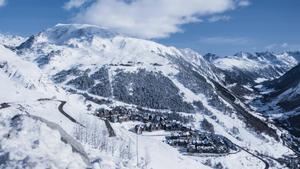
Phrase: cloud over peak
[
  {"left": 0, "top": 0, "right": 6, "bottom": 7},
  {"left": 65, "top": 0, "right": 250, "bottom": 39}
]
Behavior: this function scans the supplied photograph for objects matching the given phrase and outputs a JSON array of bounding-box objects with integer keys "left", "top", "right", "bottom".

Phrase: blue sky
[{"left": 0, "top": 0, "right": 299, "bottom": 55}]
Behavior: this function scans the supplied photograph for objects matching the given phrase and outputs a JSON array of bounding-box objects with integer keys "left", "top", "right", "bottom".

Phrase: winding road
[
  {"left": 55, "top": 100, "right": 86, "bottom": 127},
  {"left": 38, "top": 98, "right": 86, "bottom": 127},
  {"left": 57, "top": 100, "right": 116, "bottom": 137},
  {"left": 1, "top": 99, "right": 85, "bottom": 127},
  {"left": 38, "top": 99, "right": 117, "bottom": 136},
  {"left": 57, "top": 100, "right": 83, "bottom": 126},
  {"left": 234, "top": 144, "right": 269, "bottom": 169},
  {"left": 0, "top": 100, "right": 276, "bottom": 168},
  {"left": 39, "top": 98, "right": 117, "bottom": 137}
]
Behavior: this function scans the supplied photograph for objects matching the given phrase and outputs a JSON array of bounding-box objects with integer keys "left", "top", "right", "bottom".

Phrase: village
[
  {"left": 95, "top": 106, "right": 238, "bottom": 154},
  {"left": 166, "top": 131, "right": 237, "bottom": 154}
]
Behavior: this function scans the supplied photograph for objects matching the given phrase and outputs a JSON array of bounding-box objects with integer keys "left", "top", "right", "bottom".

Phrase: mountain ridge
[{"left": 1, "top": 23, "right": 300, "bottom": 169}]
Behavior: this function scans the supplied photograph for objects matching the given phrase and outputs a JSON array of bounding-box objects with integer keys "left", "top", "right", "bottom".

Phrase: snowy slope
[
  {"left": 17, "top": 24, "right": 219, "bottom": 78},
  {"left": 212, "top": 52, "right": 297, "bottom": 74},
  {"left": 0, "top": 30, "right": 215, "bottom": 169},
  {"left": 0, "top": 112, "right": 88, "bottom": 169},
  {"left": 261, "top": 64, "right": 300, "bottom": 112},
  {"left": 0, "top": 34, "right": 24, "bottom": 47},
  {"left": 204, "top": 52, "right": 298, "bottom": 101},
  {"left": 0, "top": 45, "right": 65, "bottom": 102},
  {"left": 0, "top": 42, "right": 214, "bottom": 169},
  {"left": 0, "top": 24, "right": 299, "bottom": 169},
  {"left": 252, "top": 64, "right": 300, "bottom": 138},
  {"left": 207, "top": 51, "right": 297, "bottom": 85}
]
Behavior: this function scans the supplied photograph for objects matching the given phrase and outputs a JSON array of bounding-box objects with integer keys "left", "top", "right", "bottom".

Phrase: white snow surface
[
  {"left": 0, "top": 24, "right": 297, "bottom": 169},
  {"left": 213, "top": 52, "right": 297, "bottom": 73},
  {"left": 0, "top": 34, "right": 24, "bottom": 47},
  {"left": 19, "top": 24, "right": 221, "bottom": 83},
  {"left": 0, "top": 45, "right": 64, "bottom": 102},
  {"left": 0, "top": 110, "right": 87, "bottom": 169}
]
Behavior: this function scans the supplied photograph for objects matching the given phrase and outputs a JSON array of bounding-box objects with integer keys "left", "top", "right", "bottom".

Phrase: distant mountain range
[{"left": 0, "top": 24, "right": 300, "bottom": 169}]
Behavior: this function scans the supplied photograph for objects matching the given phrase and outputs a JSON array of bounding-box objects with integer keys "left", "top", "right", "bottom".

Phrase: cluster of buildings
[
  {"left": 95, "top": 106, "right": 193, "bottom": 133},
  {"left": 95, "top": 106, "right": 237, "bottom": 154},
  {"left": 166, "top": 132, "right": 237, "bottom": 154},
  {"left": 133, "top": 120, "right": 192, "bottom": 134}
]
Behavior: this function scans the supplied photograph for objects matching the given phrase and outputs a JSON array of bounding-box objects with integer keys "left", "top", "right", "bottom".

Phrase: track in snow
[
  {"left": 235, "top": 145, "right": 269, "bottom": 169},
  {"left": 58, "top": 101, "right": 78, "bottom": 124},
  {"left": 57, "top": 100, "right": 86, "bottom": 127},
  {"left": 104, "top": 119, "right": 116, "bottom": 137},
  {"left": 38, "top": 98, "right": 85, "bottom": 127},
  {"left": 36, "top": 99, "right": 270, "bottom": 168}
]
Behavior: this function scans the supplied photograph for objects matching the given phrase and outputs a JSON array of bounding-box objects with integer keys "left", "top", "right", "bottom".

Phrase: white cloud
[
  {"left": 66, "top": 0, "right": 250, "bottom": 39},
  {"left": 265, "top": 43, "right": 300, "bottom": 51},
  {"left": 0, "top": 0, "right": 6, "bottom": 7},
  {"left": 265, "top": 44, "right": 277, "bottom": 50},
  {"left": 199, "top": 36, "right": 249, "bottom": 45},
  {"left": 238, "top": 0, "right": 250, "bottom": 7},
  {"left": 208, "top": 15, "right": 231, "bottom": 23},
  {"left": 64, "top": 0, "right": 87, "bottom": 10}
]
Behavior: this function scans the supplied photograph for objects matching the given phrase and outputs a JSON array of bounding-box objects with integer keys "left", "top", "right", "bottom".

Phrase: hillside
[
  {"left": 204, "top": 52, "right": 298, "bottom": 101},
  {"left": 0, "top": 24, "right": 299, "bottom": 169}
]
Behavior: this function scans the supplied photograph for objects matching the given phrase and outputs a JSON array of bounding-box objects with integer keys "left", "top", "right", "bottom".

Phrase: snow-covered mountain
[
  {"left": 205, "top": 52, "right": 297, "bottom": 81},
  {"left": 0, "top": 34, "right": 24, "bottom": 47},
  {"left": 253, "top": 64, "right": 300, "bottom": 138},
  {"left": 0, "top": 44, "right": 91, "bottom": 168},
  {"left": 0, "top": 45, "right": 64, "bottom": 102},
  {"left": 287, "top": 51, "right": 300, "bottom": 62},
  {"left": 204, "top": 52, "right": 298, "bottom": 101},
  {"left": 1, "top": 24, "right": 300, "bottom": 169}
]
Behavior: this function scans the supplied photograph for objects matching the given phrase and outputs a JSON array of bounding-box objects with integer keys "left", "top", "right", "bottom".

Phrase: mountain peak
[
  {"left": 233, "top": 51, "right": 254, "bottom": 59},
  {"left": 42, "top": 23, "right": 118, "bottom": 44},
  {"left": 255, "top": 51, "right": 279, "bottom": 61},
  {"left": 203, "top": 53, "right": 220, "bottom": 62},
  {"left": 0, "top": 33, "right": 25, "bottom": 47}
]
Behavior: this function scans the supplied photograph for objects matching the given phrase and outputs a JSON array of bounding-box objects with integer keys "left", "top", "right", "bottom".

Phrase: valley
[{"left": 0, "top": 24, "right": 300, "bottom": 169}]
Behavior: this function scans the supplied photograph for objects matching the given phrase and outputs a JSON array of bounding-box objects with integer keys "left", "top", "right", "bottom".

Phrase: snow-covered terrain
[
  {"left": 0, "top": 34, "right": 24, "bottom": 47},
  {"left": 1, "top": 24, "right": 300, "bottom": 169},
  {"left": 251, "top": 63, "right": 300, "bottom": 140},
  {"left": 204, "top": 52, "right": 298, "bottom": 101},
  {"left": 208, "top": 52, "right": 297, "bottom": 74}
]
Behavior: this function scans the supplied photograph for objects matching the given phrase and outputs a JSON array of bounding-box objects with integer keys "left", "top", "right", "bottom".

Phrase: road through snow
[
  {"left": 235, "top": 145, "right": 269, "bottom": 169},
  {"left": 37, "top": 98, "right": 86, "bottom": 127}
]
